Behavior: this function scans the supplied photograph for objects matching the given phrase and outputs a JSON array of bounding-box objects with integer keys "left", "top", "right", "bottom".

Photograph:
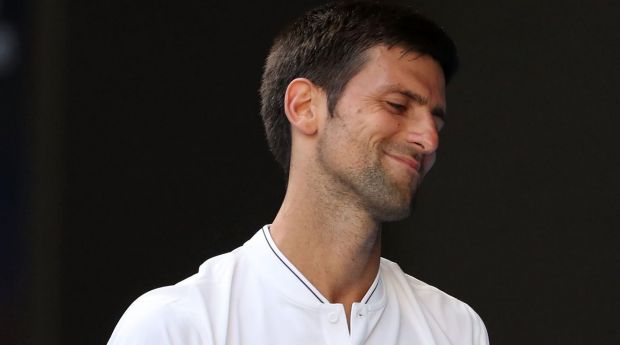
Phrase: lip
[{"left": 384, "top": 151, "right": 420, "bottom": 172}]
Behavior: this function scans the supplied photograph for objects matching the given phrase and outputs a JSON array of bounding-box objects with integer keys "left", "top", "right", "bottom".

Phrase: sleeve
[
  {"left": 469, "top": 306, "right": 490, "bottom": 345},
  {"left": 107, "top": 292, "right": 207, "bottom": 345}
]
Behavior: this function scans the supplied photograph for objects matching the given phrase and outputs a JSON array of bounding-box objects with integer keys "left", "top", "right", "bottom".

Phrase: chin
[
  {"left": 375, "top": 181, "right": 421, "bottom": 222},
  {"left": 375, "top": 205, "right": 411, "bottom": 222},
  {"left": 369, "top": 194, "right": 413, "bottom": 222}
]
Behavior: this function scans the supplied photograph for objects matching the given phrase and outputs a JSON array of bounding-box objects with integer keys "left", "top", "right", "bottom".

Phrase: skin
[{"left": 270, "top": 45, "right": 446, "bottom": 328}]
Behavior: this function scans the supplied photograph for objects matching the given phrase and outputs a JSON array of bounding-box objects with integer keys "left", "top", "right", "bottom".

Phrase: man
[{"left": 109, "top": 1, "right": 489, "bottom": 344}]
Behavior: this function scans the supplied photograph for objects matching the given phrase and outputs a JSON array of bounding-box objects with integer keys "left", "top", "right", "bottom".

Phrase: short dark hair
[{"left": 259, "top": 0, "right": 458, "bottom": 173}]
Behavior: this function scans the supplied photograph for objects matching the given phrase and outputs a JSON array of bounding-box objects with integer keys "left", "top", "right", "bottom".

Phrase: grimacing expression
[{"left": 316, "top": 45, "right": 446, "bottom": 221}]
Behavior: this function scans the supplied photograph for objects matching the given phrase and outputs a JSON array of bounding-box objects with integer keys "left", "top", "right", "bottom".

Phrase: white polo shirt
[{"left": 108, "top": 226, "right": 489, "bottom": 345}]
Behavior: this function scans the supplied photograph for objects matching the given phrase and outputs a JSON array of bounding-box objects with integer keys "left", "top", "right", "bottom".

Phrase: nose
[{"left": 405, "top": 112, "right": 439, "bottom": 154}]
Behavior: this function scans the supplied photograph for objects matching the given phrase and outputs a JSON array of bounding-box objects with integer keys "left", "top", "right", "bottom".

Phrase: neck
[{"left": 270, "top": 167, "right": 382, "bottom": 321}]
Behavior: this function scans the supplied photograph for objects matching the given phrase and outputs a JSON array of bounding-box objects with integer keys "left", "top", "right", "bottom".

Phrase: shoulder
[
  {"left": 380, "top": 258, "right": 489, "bottom": 345},
  {"left": 108, "top": 248, "right": 247, "bottom": 345},
  {"left": 107, "top": 284, "right": 207, "bottom": 345}
]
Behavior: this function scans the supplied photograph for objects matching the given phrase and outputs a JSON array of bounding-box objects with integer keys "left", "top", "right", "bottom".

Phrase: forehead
[{"left": 346, "top": 45, "right": 446, "bottom": 107}]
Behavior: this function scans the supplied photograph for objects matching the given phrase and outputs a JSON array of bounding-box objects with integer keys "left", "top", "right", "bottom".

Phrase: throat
[{"left": 270, "top": 218, "right": 382, "bottom": 313}]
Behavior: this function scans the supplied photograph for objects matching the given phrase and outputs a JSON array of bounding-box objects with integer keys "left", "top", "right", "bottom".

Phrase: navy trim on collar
[
  {"left": 364, "top": 277, "right": 381, "bottom": 304},
  {"left": 262, "top": 228, "right": 326, "bottom": 304}
]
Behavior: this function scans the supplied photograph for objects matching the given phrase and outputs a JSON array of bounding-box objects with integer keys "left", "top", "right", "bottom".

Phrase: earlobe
[{"left": 284, "top": 78, "right": 319, "bottom": 136}]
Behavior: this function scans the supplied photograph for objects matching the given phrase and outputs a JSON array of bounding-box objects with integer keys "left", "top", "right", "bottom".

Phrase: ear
[{"left": 284, "top": 78, "right": 320, "bottom": 136}]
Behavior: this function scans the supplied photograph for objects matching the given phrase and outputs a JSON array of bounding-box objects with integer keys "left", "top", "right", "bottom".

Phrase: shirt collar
[{"left": 243, "top": 225, "right": 386, "bottom": 310}]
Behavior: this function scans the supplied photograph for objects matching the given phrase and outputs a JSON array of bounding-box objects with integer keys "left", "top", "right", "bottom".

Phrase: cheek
[
  {"left": 366, "top": 115, "right": 401, "bottom": 144},
  {"left": 378, "top": 112, "right": 402, "bottom": 131}
]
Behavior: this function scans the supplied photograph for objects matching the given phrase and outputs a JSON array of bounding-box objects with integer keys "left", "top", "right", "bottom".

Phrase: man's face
[{"left": 316, "top": 45, "right": 446, "bottom": 221}]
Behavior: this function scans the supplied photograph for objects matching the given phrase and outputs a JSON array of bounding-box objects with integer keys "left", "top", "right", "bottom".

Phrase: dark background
[{"left": 4, "top": 0, "right": 619, "bottom": 344}]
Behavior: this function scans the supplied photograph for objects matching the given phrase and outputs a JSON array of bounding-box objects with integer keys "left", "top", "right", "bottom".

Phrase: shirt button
[{"left": 328, "top": 312, "right": 339, "bottom": 323}]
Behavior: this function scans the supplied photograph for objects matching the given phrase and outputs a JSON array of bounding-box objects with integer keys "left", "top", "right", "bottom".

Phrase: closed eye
[{"left": 386, "top": 101, "right": 406, "bottom": 113}]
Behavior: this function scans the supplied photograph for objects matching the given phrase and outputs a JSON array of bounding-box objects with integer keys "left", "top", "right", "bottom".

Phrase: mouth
[{"left": 384, "top": 151, "right": 421, "bottom": 173}]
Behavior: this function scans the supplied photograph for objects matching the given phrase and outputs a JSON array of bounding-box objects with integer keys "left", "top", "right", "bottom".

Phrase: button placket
[
  {"left": 350, "top": 304, "right": 370, "bottom": 345},
  {"left": 328, "top": 311, "right": 339, "bottom": 324},
  {"left": 321, "top": 306, "right": 349, "bottom": 345}
]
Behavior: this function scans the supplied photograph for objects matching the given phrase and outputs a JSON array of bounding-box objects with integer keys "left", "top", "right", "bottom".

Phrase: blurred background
[{"left": 3, "top": 0, "right": 619, "bottom": 344}]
